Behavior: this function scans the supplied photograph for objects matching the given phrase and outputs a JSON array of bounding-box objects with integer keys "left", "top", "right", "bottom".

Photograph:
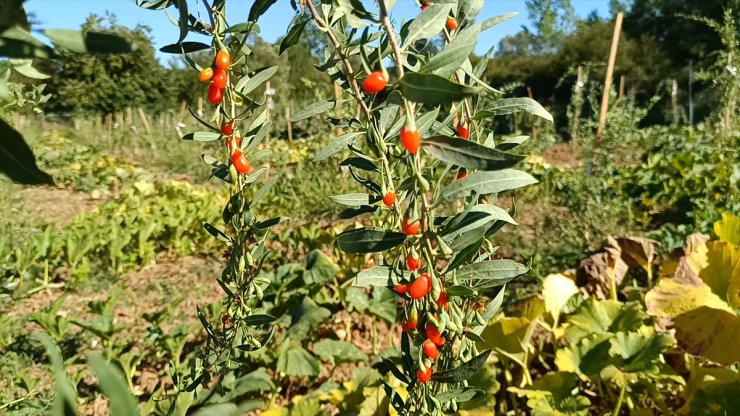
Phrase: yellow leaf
[
  {"left": 542, "top": 273, "right": 579, "bottom": 320},
  {"left": 715, "top": 212, "right": 740, "bottom": 245},
  {"left": 673, "top": 306, "right": 740, "bottom": 366},
  {"left": 699, "top": 241, "right": 740, "bottom": 309},
  {"left": 645, "top": 278, "right": 733, "bottom": 318}
]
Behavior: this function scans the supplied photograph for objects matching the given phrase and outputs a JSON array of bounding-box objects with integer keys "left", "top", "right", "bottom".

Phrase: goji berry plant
[
  {"left": 284, "top": 1, "right": 552, "bottom": 413},
  {"left": 135, "top": 0, "right": 284, "bottom": 398}
]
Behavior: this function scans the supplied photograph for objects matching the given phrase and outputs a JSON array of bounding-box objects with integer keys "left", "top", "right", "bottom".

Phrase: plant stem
[{"left": 612, "top": 383, "right": 627, "bottom": 416}]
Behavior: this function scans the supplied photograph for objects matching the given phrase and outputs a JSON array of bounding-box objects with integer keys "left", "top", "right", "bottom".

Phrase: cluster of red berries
[{"left": 199, "top": 50, "right": 231, "bottom": 105}]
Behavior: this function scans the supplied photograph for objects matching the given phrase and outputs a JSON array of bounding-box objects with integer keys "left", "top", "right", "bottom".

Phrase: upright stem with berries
[{"left": 289, "top": 0, "right": 551, "bottom": 414}]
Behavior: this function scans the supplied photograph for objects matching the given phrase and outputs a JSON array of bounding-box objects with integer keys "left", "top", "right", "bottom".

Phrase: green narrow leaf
[
  {"left": 330, "top": 193, "right": 378, "bottom": 207},
  {"left": 243, "top": 314, "right": 277, "bottom": 326},
  {"left": 0, "top": 117, "right": 54, "bottom": 185},
  {"left": 203, "top": 222, "right": 231, "bottom": 244},
  {"left": 36, "top": 333, "right": 78, "bottom": 416},
  {"left": 159, "top": 41, "right": 211, "bottom": 54},
  {"left": 248, "top": 0, "right": 278, "bottom": 21},
  {"left": 313, "top": 132, "right": 364, "bottom": 162},
  {"left": 476, "top": 97, "right": 553, "bottom": 122},
  {"left": 455, "top": 260, "right": 528, "bottom": 287},
  {"left": 403, "top": 3, "right": 453, "bottom": 46},
  {"left": 354, "top": 266, "right": 407, "bottom": 287},
  {"left": 339, "top": 205, "right": 378, "bottom": 219},
  {"left": 175, "top": 0, "right": 188, "bottom": 43},
  {"left": 44, "top": 29, "right": 133, "bottom": 54},
  {"left": 422, "top": 24, "right": 480, "bottom": 78},
  {"left": 89, "top": 355, "right": 139, "bottom": 416},
  {"left": 497, "top": 135, "right": 530, "bottom": 151},
  {"left": 399, "top": 73, "right": 478, "bottom": 106},
  {"left": 182, "top": 131, "right": 221, "bottom": 141},
  {"left": 280, "top": 19, "right": 309, "bottom": 55},
  {"left": 254, "top": 216, "right": 287, "bottom": 230},
  {"left": 432, "top": 349, "right": 492, "bottom": 383},
  {"left": 337, "top": 228, "right": 406, "bottom": 254},
  {"left": 423, "top": 136, "right": 524, "bottom": 170},
  {"left": 481, "top": 12, "right": 518, "bottom": 31},
  {"left": 439, "top": 169, "right": 537, "bottom": 202},
  {"left": 235, "top": 65, "right": 279, "bottom": 95},
  {"left": 291, "top": 99, "right": 345, "bottom": 122},
  {"left": 436, "top": 387, "right": 483, "bottom": 403}
]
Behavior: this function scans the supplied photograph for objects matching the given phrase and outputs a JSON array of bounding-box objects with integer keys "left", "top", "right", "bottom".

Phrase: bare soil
[{"left": 16, "top": 186, "right": 100, "bottom": 227}]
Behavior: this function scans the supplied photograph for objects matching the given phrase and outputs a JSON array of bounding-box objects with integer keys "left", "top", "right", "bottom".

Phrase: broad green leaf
[
  {"left": 313, "top": 339, "right": 368, "bottom": 364},
  {"left": 609, "top": 326, "right": 674, "bottom": 372},
  {"left": 291, "top": 99, "right": 345, "bottom": 122},
  {"left": 276, "top": 344, "right": 321, "bottom": 377},
  {"left": 399, "top": 73, "right": 478, "bottom": 106},
  {"left": 715, "top": 213, "right": 740, "bottom": 245},
  {"left": 555, "top": 333, "right": 614, "bottom": 377},
  {"left": 280, "top": 19, "right": 309, "bottom": 55},
  {"left": 481, "top": 12, "right": 518, "bottom": 31},
  {"left": 476, "top": 97, "right": 553, "bottom": 122},
  {"left": 422, "top": 24, "right": 480, "bottom": 78},
  {"left": 337, "top": 228, "right": 406, "bottom": 254},
  {"left": 455, "top": 260, "right": 528, "bottom": 288},
  {"left": 344, "top": 287, "right": 369, "bottom": 312},
  {"left": 509, "top": 371, "right": 590, "bottom": 416},
  {"left": 44, "top": 29, "right": 134, "bottom": 54},
  {"left": 439, "top": 169, "right": 537, "bottom": 202},
  {"left": 330, "top": 193, "right": 378, "bottom": 207},
  {"left": 159, "top": 41, "right": 211, "bottom": 54},
  {"left": 403, "top": 3, "right": 453, "bottom": 46},
  {"left": 288, "top": 298, "right": 330, "bottom": 340},
  {"left": 354, "top": 266, "right": 406, "bottom": 287},
  {"left": 182, "top": 131, "right": 221, "bottom": 141},
  {"left": 304, "top": 250, "right": 338, "bottom": 285},
  {"left": 423, "top": 136, "right": 524, "bottom": 170},
  {"left": 235, "top": 66, "right": 279, "bottom": 95},
  {"left": 313, "top": 132, "right": 364, "bottom": 162},
  {"left": 248, "top": 0, "right": 277, "bottom": 22},
  {"left": 457, "top": 0, "right": 484, "bottom": 23},
  {"left": 441, "top": 205, "right": 517, "bottom": 246},
  {"left": 0, "top": 117, "right": 54, "bottom": 185},
  {"left": 688, "top": 380, "right": 740, "bottom": 415},
  {"left": 0, "top": 27, "right": 54, "bottom": 59},
  {"left": 89, "top": 354, "right": 139, "bottom": 416},
  {"left": 10, "top": 59, "right": 48, "bottom": 79},
  {"left": 542, "top": 273, "right": 579, "bottom": 321},
  {"left": 432, "top": 350, "right": 492, "bottom": 383},
  {"left": 673, "top": 306, "right": 740, "bottom": 366},
  {"left": 564, "top": 300, "right": 646, "bottom": 344},
  {"left": 368, "top": 286, "right": 398, "bottom": 323}
]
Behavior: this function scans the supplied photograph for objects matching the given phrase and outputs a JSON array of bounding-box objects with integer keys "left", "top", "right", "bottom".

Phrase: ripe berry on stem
[
  {"left": 423, "top": 339, "right": 439, "bottom": 360},
  {"left": 407, "top": 255, "right": 422, "bottom": 271},
  {"left": 198, "top": 67, "right": 213, "bottom": 83},
  {"left": 226, "top": 136, "right": 242, "bottom": 151},
  {"left": 426, "top": 324, "right": 445, "bottom": 346},
  {"left": 362, "top": 71, "right": 388, "bottom": 94},
  {"left": 231, "top": 150, "right": 251, "bottom": 174},
  {"left": 436, "top": 291, "right": 448, "bottom": 309},
  {"left": 221, "top": 121, "right": 234, "bottom": 135},
  {"left": 456, "top": 124, "right": 469, "bottom": 139},
  {"left": 394, "top": 284, "right": 409, "bottom": 295},
  {"left": 457, "top": 169, "right": 468, "bottom": 180},
  {"left": 418, "top": 367, "right": 433, "bottom": 383},
  {"left": 402, "top": 216, "right": 421, "bottom": 236},
  {"left": 409, "top": 273, "right": 431, "bottom": 299},
  {"left": 208, "top": 83, "right": 224, "bottom": 105},
  {"left": 383, "top": 191, "right": 396, "bottom": 207},
  {"left": 400, "top": 126, "right": 421, "bottom": 154},
  {"left": 215, "top": 50, "right": 231, "bottom": 70},
  {"left": 212, "top": 69, "right": 228, "bottom": 89},
  {"left": 446, "top": 17, "right": 458, "bottom": 31}
]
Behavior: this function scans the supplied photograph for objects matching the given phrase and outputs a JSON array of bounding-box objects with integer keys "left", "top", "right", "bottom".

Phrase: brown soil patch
[
  {"left": 542, "top": 142, "right": 582, "bottom": 169},
  {"left": 16, "top": 186, "right": 99, "bottom": 227}
]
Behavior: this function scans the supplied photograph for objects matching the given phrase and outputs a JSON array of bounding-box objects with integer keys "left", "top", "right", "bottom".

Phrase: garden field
[{"left": 1, "top": 0, "right": 739, "bottom": 415}]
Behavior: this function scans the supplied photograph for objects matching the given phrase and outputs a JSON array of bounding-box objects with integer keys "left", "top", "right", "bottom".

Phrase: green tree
[
  {"left": 46, "top": 13, "right": 172, "bottom": 116},
  {"left": 525, "top": 0, "right": 576, "bottom": 53}
]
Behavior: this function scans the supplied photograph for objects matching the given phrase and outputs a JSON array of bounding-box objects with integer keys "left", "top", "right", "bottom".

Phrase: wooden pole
[
  {"left": 285, "top": 106, "right": 293, "bottom": 142},
  {"left": 178, "top": 100, "right": 187, "bottom": 124},
  {"left": 106, "top": 113, "right": 113, "bottom": 148},
  {"left": 138, "top": 107, "right": 152, "bottom": 136},
  {"left": 572, "top": 65, "right": 583, "bottom": 140},
  {"left": 197, "top": 97, "right": 204, "bottom": 118},
  {"left": 597, "top": 12, "right": 624, "bottom": 139},
  {"left": 126, "top": 107, "right": 133, "bottom": 126},
  {"left": 671, "top": 79, "right": 679, "bottom": 125},
  {"left": 619, "top": 75, "right": 625, "bottom": 99}
]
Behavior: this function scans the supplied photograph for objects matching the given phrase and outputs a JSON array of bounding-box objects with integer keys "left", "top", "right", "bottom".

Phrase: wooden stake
[
  {"left": 619, "top": 75, "right": 625, "bottom": 99},
  {"left": 126, "top": 107, "right": 133, "bottom": 125},
  {"left": 286, "top": 106, "right": 293, "bottom": 142},
  {"left": 572, "top": 65, "right": 583, "bottom": 140},
  {"left": 597, "top": 12, "right": 624, "bottom": 139},
  {"left": 197, "top": 97, "right": 204, "bottom": 118},
  {"left": 671, "top": 79, "right": 679, "bottom": 125},
  {"left": 178, "top": 100, "right": 187, "bottom": 124},
  {"left": 138, "top": 108, "right": 152, "bottom": 136}
]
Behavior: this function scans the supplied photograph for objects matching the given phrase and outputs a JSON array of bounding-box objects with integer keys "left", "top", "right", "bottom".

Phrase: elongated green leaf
[
  {"left": 330, "top": 193, "right": 378, "bottom": 207},
  {"left": 37, "top": 333, "right": 78, "bottom": 416},
  {"left": 135, "top": 0, "right": 174, "bottom": 9},
  {"left": 243, "top": 314, "right": 277, "bottom": 326},
  {"left": 203, "top": 222, "right": 231, "bottom": 244},
  {"left": 0, "top": 117, "right": 54, "bottom": 185},
  {"left": 403, "top": 3, "right": 452, "bottom": 46},
  {"left": 456, "top": 260, "right": 528, "bottom": 287},
  {"left": 337, "top": 228, "right": 406, "bottom": 253},
  {"left": 497, "top": 135, "right": 529, "bottom": 151},
  {"left": 313, "top": 339, "right": 368, "bottom": 364},
  {"left": 439, "top": 169, "right": 537, "bottom": 201},
  {"left": 291, "top": 99, "right": 344, "bottom": 122},
  {"left": 313, "top": 132, "right": 364, "bottom": 161},
  {"left": 280, "top": 19, "right": 309, "bottom": 55},
  {"left": 254, "top": 216, "right": 287, "bottom": 230},
  {"left": 354, "top": 266, "right": 408, "bottom": 287},
  {"left": 432, "top": 350, "right": 492, "bottom": 383},
  {"left": 458, "top": 0, "right": 484, "bottom": 22},
  {"left": 175, "top": 0, "right": 188, "bottom": 43},
  {"left": 89, "top": 355, "right": 139, "bottom": 416},
  {"left": 160, "top": 41, "right": 210, "bottom": 54},
  {"left": 436, "top": 387, "right": 483, "bottom": 403},
  {"left": 422, "top": 24, "right": 480, "bottom": 78},
  {"left": 481, "top": 12, "right": 518, "bottom": 31},
  {"left": 225, "top": 22, "right": 258, "bottom": 34},
  {"left": 44, "top": 29, "right": 133, "bottom": 53},
  {"left": 248, "top": 0, "right": 277, "bottom": 21},
  {"left": 0, "top": 27, "right": 54, "bottom": 59},
  {"left": 182, "top": 131, "right": 221, "bottom": 141},
  {"left": 235, "top": 66, "right": 279, "bottom": 95},
  {"left": 339, "top": 205, "right": 378, "bottom": 219},
  {"left": 476, "top": 97, "right": 553, "bottom": 122},
  {"left": 423, "top": 136, "right": 524, "bottom": 170},
  {"left": 399, "top": 73, "right": 478, "bottom": 106},
  {"left": 340, "top": 157, "right": 377, "bottom": 172},
  {"left": 10, "top": 59, "right": 48, "bottom": 79}
]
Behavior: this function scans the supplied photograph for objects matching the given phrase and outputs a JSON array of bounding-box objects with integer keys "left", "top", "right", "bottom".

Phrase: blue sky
[{"left": 26, "top": 0, "right": 610, "bottom": 62}]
